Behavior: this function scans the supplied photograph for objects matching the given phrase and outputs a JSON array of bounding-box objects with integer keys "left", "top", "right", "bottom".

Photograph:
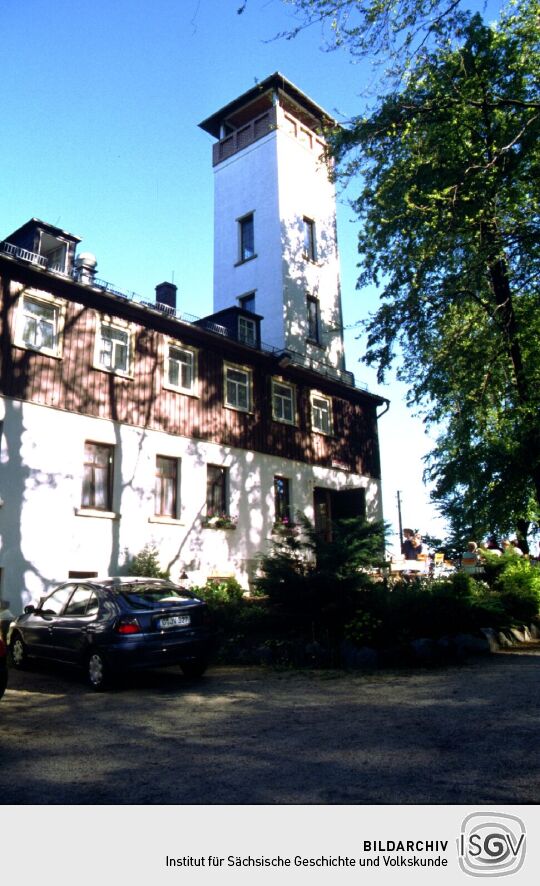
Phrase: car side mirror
[{"left": 24, "top": 604, "right": 35, "bottom": 614}]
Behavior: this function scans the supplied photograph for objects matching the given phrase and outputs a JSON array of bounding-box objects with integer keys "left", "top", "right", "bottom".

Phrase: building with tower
[{"left": 0, "top": 74, "right": 387, "bottom": 614}]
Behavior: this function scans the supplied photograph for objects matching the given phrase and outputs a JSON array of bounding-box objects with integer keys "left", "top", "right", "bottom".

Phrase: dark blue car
[{"left": 8, "top": 577, "right": 213, "bottom": 690}]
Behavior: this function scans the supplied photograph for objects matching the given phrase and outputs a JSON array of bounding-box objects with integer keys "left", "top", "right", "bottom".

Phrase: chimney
[
  {"left": 155, "top": 281, "right": 177, "bottom": 311},
  {"left": 74, "top": 252, "right": 98, "bottom": 284}
]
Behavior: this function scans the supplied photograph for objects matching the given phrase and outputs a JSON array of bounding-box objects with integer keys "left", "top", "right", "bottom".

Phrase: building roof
[{"left": 199, "top": 71, "right": 336, "bottom": 138}]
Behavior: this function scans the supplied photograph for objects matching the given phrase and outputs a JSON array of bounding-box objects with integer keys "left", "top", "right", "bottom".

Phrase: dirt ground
[{"left": 1, "top": 647, "right": 539, "bottom": 805}]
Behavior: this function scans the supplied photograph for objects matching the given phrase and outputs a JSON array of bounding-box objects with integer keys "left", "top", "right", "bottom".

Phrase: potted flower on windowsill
[{"left": 202, "top": 513, "right": 238, "bottom": 530}]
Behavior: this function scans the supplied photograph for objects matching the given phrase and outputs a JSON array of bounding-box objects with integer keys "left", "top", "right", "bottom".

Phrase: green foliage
[
  {"left": 323, "top": 2, "right": 540, "bottom": 540},
  {"left": 275, "top": 0, "right": 470, "bottom": 71},
  {"left": 493, "top": 557, "right": 540, "bottom": 622},
  {"left": 254, "top": 516, "right": 387, "bottom": 641},
  {"left": 127, "top": 544, "right": 169, "bottom": 578}
]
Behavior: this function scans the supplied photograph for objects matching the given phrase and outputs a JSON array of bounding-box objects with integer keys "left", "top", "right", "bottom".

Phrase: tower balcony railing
[{"left": 212, "top": 107, "right": 278, "bottom": 166}]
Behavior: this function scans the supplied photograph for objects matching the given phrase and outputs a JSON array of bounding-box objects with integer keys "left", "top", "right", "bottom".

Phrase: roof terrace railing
[
  {"left": 0, "top": 244, "right": 368, "bottom": 391},
  {"left": 0, "top": 240, "right": 48, "bottom": 269}
]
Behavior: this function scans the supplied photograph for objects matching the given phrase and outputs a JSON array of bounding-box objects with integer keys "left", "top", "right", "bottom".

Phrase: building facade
[{"left": 0, "top": 74, "right": 386, "bottom": 613}]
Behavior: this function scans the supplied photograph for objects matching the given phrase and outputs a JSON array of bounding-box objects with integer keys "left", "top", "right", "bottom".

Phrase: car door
[
  {"left": 46, "top": 586, "right": 100, "bottom": 663},
  {"left": 23, "top": 586, "right": 75, "bottom": 658}
]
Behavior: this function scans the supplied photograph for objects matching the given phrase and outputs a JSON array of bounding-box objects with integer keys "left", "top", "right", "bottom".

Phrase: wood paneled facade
[{"left": 0, "top": 255, "right": 383, "bottom": 479}]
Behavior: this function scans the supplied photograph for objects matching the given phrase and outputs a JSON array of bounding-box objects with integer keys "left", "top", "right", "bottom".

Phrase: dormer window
[
  {"left": 40, "top": 232, "right": 68, "bottom": 274},
  {"left": 238, "top": 315, "right": 256, "bottom": 346}
]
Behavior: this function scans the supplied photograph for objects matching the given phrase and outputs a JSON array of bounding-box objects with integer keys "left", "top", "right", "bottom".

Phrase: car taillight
[{"left": 116, "top": 618, "right": 141, "bottom": 635}]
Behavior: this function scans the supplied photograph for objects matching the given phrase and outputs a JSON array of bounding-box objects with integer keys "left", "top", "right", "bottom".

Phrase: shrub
[
  {"left": 127, "top": 544, "right": 169, "bottom": 578},
  {"left": 254, "top": 516, "right": 387, "bottom": 642},
  {"left": 494, "top": 558, "right": 540, "bottom": 623}
]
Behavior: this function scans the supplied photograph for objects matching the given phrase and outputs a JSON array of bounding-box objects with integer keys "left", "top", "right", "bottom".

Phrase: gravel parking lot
[{"left": 1, "top": 649, "right": 539, "bottom": 805}]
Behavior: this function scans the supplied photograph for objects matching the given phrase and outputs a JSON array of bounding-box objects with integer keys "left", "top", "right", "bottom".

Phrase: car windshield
[{"left": 117, "top": 584, "right": 195, "bottom": 609}]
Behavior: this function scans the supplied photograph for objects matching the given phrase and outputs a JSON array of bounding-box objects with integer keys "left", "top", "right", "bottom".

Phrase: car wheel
[
  {"left": 10, "top": 634, "right": 28, "bottom": 669},
  {"left": 86, "top": 651, "right": 109, "bottom": 691},
  {"left": 181, "top": 658, "right": 208, "bottom": 679}
]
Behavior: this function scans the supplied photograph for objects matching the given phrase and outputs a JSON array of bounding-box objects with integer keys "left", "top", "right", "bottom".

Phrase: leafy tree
[
  {"left": 324, "top": 3, "right": 540, "bottom": 545},
  {"left": 242, "top": 0, "right": 473, "bottom": 68}
]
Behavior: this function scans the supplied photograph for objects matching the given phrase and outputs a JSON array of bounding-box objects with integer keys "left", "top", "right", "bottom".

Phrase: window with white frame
[
  {"left": 224, "top": 363, "right": 252, "bottom": 412},
  {"left": 238, "top": 315, "right": 256, "bottom": 346},
  {"left": 95, "top": 319, "right": 132, "bottom": 375},
  {"left": 165, "top": 342, "right": 197, "bottom": 394},
  {"left": 272, "top": 379, "right": 295, "bottom": 425},
  {"left": 16, "top": 292, "right": 65, "bottom": 357},
  {"left": 311, "top": 392, "right": 333, "bottom": 435}
]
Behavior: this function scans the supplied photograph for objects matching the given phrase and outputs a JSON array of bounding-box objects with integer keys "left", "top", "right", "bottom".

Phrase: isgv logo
[{"left": 458, "top": 813, "right": 526, "bottom": 877}]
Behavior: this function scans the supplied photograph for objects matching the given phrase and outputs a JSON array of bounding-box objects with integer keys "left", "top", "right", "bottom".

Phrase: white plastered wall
[
  {"left": 0, "top": 396, "right": 381, "bottom": 613},
  {"left": 211, "top": 115, "right": 345, "bottom": 369}
]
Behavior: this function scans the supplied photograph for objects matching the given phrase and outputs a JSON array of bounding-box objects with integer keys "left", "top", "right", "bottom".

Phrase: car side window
[
  {"left": 64, "top": 587, "right": 98, "bottom": 617},
  {"left": 40, "top": 587, "right": 74, "bottom": 615}
]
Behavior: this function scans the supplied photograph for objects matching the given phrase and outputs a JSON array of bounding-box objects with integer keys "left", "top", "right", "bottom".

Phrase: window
[
  {"left": 64, "top": 587, "right": 99, "bottom": 617},
  {"left": 165, "top": 343, "right": 197, "bottom": 394},
  {"left": 238, "top": 316, "right": 256, "bottom": 346},
  {"left": 303, "top": 217, "right": 317, "bottom": 261},
  {"left": 16, "top": 293, "right": 64, "bottom": 357},
  {"left": 96, "top": 319, "right": 132, "bottom": 375},
  {"left": 206, "top": 465, "right": 228, "bottom": 517},
  {"left": 239, "top": 213, "right": 255, "bottom": 262},
  {"left": 39, "top": 586, "right": 73, "bottom": 615},
  {"left": 155, "top": 456, "right": 179, "bottom": 518},
  {"left": 274, "top": 477, "right": 292, "bottom": 525},
  {"left": 311, "top": 393, "right": 333, "bottom": 435},
  {"left": 306, "top": 295, "right": 321, "bottom": 344},
  {"left": 239, "top": 292, "right": 255, "bottom": 313},
  {"left": 272, "top": 379, "right": 295, "bottom": 425},
  {"left": 224, "top": 363, "right": 252, "bottom": 412},
  {"left": 82, "top": 442, "right": 114, "bottom": 511}
]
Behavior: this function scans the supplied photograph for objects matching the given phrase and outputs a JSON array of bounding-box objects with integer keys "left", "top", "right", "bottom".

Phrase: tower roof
[{"left": 199, "top": 72, "right": 336, "bottom": 139}]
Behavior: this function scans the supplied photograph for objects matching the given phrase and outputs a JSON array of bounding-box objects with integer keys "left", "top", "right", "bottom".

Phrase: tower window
[
  {"left": 303, "top": 217, "right": 317, "bottom": 261},
  {"left": 238, "top": 213, "right": 255, "bottom": 262},
  {"left": 306, "top": 295, "right": 321, "bottom": 344},
  {"left": 239, "top": 292, "right": 255, "bottom": 313}
]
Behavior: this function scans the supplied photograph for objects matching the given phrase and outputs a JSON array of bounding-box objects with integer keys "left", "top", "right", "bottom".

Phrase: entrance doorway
[{"left": 313, "top": 487, "right": 366, "bottom": 541}]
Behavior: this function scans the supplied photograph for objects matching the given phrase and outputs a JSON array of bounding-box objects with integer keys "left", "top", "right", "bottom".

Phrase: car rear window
[{"left": 118, "top": 585, "right": 196, "bottom": 609}]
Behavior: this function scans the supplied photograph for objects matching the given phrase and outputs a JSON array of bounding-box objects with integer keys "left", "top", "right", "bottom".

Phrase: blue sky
[{"left": 1, "top": 0, "right": 504, "bottom": 547}]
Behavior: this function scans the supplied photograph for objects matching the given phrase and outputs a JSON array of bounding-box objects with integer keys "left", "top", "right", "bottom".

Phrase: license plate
[{"left": 158, "top": 615, "right": 191, "bottom": 629}]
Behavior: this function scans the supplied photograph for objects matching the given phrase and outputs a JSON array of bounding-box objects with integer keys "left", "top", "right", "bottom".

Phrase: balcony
[{"left": 212, "top": 108, "right": 277, "bottom": 166}]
